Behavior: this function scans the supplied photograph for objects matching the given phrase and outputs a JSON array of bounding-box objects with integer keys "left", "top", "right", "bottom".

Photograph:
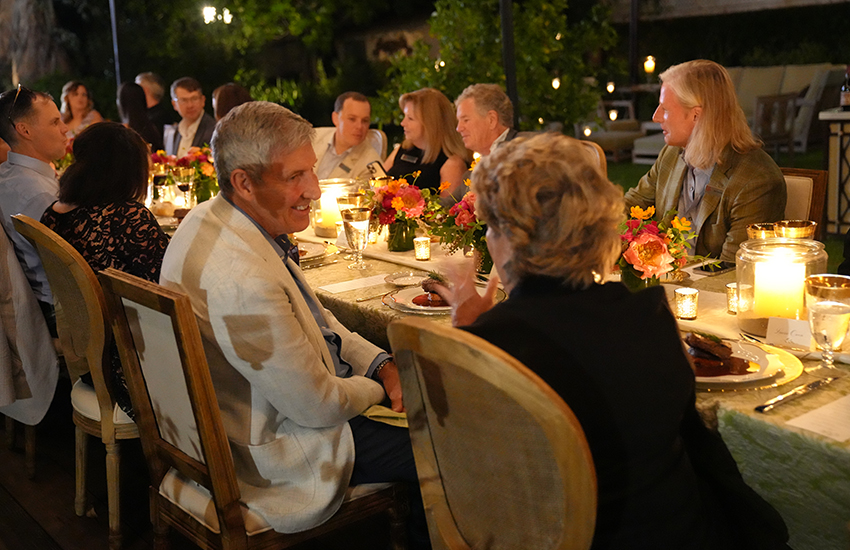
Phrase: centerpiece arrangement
[
  {"left": 428, "top": 179, "right": 492, "bottom": 273},
  {"left": 617, "top": 205, "right": 697, "bottom": 291},
  {"left": 150, "top": 147, "right": 218, "bottom": 205},
  {"left": 367, "top": 172, "right": 441, "bottom": 252}
]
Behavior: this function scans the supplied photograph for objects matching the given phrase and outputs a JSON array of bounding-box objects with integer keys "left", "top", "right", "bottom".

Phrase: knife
[{"left": 755, "top": 376, "right": 838, "bottom": 413}]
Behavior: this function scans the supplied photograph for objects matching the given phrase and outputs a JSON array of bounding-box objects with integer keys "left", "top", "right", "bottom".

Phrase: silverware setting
[
  {"left": 301, "top": 259, "right": 340, "bottom": 270},
  {"left": 755, "top": 376, "right": 838, "bottom": 413},
  {"left": 355, "top": 289, "right": 393, "bottom": 302}
]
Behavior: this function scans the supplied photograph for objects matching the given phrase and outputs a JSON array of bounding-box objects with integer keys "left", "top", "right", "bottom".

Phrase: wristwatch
[{"left": 374, "top": 357, "right": 393, "bottom": 377}]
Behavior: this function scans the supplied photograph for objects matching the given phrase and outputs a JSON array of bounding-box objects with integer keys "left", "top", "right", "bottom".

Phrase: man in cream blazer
[
  {"left": 312, "top": 92, "right": 381, "bottom": 180},
  {"left": 160, "top": 101, "right": 426, "bottom": 545}
]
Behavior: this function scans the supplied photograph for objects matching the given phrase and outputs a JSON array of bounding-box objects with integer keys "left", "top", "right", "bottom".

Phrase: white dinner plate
[
  {"left": 695, "top": 341, "right": 803, "bottom": 391},
  {"left": 382, "top": 286, "right": 507, "bottom": 316},
  {"left": 385, "top": 271, "right": 430, "bottom": 287},
  {"left": 299, "top": 242, "right": 327, "bottom": 262}
]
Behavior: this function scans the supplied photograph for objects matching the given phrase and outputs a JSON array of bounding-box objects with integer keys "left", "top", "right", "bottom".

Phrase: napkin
[{"left": 362, "top": 404, "right": 408, "bottom": 428}]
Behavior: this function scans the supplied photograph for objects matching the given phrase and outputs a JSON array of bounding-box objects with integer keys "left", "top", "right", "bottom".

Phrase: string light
[
  {"left": 551, "top": 77, "right": 561, "bottom": 90},
  {"left": 606, "top": 81, "right": 615, "bottom": 93}
]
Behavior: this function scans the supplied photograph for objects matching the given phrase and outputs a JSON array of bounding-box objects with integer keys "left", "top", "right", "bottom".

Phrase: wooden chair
[
  {"left": 387, "top": 317, "right": 597, "bottom": 550},
  {"left": 753, "top": 93, "right": 798, "bottom": 161},
  {"left": 97, "top": 267, "right": 408, "bottom": 550},
  {"left": 12, "top": 215, "right": 138, "bottom": 550},
  {"left": 781, "top": 167, "right": 827, "bottom": 240}
]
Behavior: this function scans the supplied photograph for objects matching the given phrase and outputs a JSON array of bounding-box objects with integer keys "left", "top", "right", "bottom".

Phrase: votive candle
[
  {"left": 726, "top": 283, "right": 738, "bottom": 314},
  {"left": 675, "top": 288, "right": 699, "bottom": 320},
  {"left": 414, "top": 237, "right": 431, "bottom": 261}
]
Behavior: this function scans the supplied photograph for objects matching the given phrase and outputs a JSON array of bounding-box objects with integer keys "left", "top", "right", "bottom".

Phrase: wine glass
[
  {"left": 341, "top": 207, "right": 371, "bottom": 270},
  {"left": 171, "top": 167, "right": 196, "bottom": 209},
  {"left": 804, "top": 274, "right": 850, "bottom": 373}
]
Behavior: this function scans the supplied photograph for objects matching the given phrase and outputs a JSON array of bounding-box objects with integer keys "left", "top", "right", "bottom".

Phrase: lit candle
[
  {"left": 414, "top": 237, "right": 431, "bottom": 261},
  {"left": 753, "top": 258, "right": 806, "bottom": 319},
  {"left": 674, "top": 288, "right": 699, "bottom": 320},
  {"left": 726, "top": 283, "right": 738, "bottom": 314}
]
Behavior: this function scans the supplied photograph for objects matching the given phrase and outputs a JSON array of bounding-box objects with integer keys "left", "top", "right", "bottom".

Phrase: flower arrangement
[
  {"left": 54, "top": 139, "right": 75, "bottom": 174},
  {"left": 428, "top": 177, "right": 492, "bottom": 273},
  {"left": 367, "top": 171, "right": 441, "bottom": 251},
  {"left": 150, "top": 147, "right": 218, "bottom": 204},
  {"left": 617, "top": 205, "right": 696, "bottom": 289}
]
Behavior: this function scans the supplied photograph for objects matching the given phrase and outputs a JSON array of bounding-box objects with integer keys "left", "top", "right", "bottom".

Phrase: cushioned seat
[
  {"left": 632, "top": 133, "right": 666, "bottom": 165},
  {"left": 70, "top": 379, "right": 133, "bottom": 425},
  {"left": 159, "top": 469, "right": 393, "bottom": 537}
]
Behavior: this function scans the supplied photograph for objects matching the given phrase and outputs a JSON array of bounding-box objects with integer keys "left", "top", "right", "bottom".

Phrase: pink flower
[
  {"left": 622, "top": 232, "right": 675, "bottom": 279},
  {"left": 395, "top": 185, "right": 425, "bottom": 217},
  {"left": 378, "top": 210, "right": 396, "bottom": 224},
  {"left": 621, "top": 219, "right": 661, "bottom": 243},
  {"left": 455, "top": 209, "right": 475, "bottom": 229}
]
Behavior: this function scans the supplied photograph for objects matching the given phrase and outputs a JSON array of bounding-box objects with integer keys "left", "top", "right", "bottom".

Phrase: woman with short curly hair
[{"left": 430, "top": 133, "right": 790, "bottom": 550}]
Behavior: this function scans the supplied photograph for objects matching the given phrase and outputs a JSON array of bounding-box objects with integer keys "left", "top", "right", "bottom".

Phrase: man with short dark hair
[
  {"left": 135, "top": 71, "right": 174, "bottom": 138},
  {"left": 0, "top": 85, "right": 68, "bottom": 330},
  {"left": 163, "top": 77, "right": 216, "bottom": 157},
  {"left": 312, "top": 91, "right": 381, "bottom": 180},
  {"left": 455, "top": 83, "right": 517, "bottom": 157},
  {"left": 160, "top": 101, "right": 428, "bottom": 548}
]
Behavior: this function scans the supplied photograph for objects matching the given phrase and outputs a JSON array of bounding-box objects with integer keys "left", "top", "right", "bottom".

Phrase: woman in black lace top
[{"left": 41, "top": 122, "right": 170, "bottom": 418}]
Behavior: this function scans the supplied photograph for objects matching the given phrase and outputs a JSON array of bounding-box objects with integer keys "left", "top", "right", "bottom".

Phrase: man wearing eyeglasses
[
  {"left": 164, "top": 77, "right": 216, "bottom": 157},
  {"left": 0, "top": 85, "right": 68, "bottom": 331}
]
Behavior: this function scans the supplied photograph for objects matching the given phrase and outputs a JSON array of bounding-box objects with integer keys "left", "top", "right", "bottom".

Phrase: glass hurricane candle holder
[
  {"left": 736, "top": 238, "right": 828, "bottom": 336},
  {"left": 310, "top": 179, "right": 358, "bottom": 238},
  {"left": 414, "top": 237, "right": 431, "bottom": 261},
  {"left": 674, "top": 288, "right": 699, "bottom": 320}
]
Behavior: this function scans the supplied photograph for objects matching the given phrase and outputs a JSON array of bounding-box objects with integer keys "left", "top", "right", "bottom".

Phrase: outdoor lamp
[
  {"left": 644, "top": 56, "right": 656, "bottom": 75},
  {"left": 608, "top": 109, "right": 618, "bottom": 121},
  {"left": 606, "top": 81, "right": 615, "bottom": 93}
]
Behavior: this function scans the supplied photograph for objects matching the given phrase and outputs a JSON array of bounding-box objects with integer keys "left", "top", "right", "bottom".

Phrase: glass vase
[
  {"left": 474, "top": 244, "right": 493, "bottom": 275},
  {"left": 620, "top": 267, "right": 660, "bottom": 292},
  {"left": 387, "top": 220, "right": 416, "bottom": 252}
]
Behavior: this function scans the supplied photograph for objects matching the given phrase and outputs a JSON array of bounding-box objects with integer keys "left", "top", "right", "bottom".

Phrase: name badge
[
  {"left": 400, "top": 154, "right": 419, "bottom": 164},
  {"left": 339, "top": 162, "right": 351, "bottom": 173}
]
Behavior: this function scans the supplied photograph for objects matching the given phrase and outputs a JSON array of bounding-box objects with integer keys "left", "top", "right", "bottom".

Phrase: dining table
[{"left": 294, "top": 227, "right": 850, "bottom": 550}]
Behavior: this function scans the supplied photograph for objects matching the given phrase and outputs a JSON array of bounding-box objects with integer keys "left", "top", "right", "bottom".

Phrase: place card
[
  {"left": 765, "top": 318, "right": 813, "bottom": 350},
  {"left": 787, "top": 394, "right": 850, "bottom": 442},
  {"left": 319, "top": 274, "right": 390, "bottom": 294}
]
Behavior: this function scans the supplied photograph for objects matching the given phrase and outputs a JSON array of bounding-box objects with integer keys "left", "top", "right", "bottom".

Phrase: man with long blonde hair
[{"left": 625, "top": 60, "right": 785, "bottom": 261}]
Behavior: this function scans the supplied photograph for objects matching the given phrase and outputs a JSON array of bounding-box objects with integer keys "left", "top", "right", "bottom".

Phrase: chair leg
[
  {"left": 75, "top": 426, "right": 88, "bottom": 516},
  {"left": 150, "top": 488, "right": 170, "bottom": 550},
  {"left": 24, "top": 424, "right": 36, "bottom": 479},
  {"left": 389, "top": 486, "right": 410, "bottom": 550},
  {"left": 105, "top": 441, "right": 122, "bottom": 550}
]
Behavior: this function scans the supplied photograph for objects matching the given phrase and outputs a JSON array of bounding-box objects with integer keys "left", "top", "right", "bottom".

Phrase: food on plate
[
  {"left": 412, "top": 292, "right": 448, "bottom": 308},
  {"left": 422, "top": 271, "right": 449, "bottom": 294},
  {"left": 151, "top": 201, "right": 175, "bottom": 217},
  {"left": 684, "top": 332, "right": 752, "bottom": 377},
  {"left": 299, "top": 248, "right": 307, "bottom": 257}
]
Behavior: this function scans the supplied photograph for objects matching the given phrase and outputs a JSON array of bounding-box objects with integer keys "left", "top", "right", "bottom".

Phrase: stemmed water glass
[
  {"left": 171, "top": 167, "right": 196, "bottom": 209},
  {"left": 804, "top": 274, "right": 850, "bottom": 374},
  {"left": 340, "top": 207, "right": 371, "bottom": 270},
  {"left": 337, "top": 194, "right": 370, "bottom": 257}
]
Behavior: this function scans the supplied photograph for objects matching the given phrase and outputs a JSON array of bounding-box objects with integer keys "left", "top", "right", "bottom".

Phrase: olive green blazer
[{"left": 624, "top": 145, "right": 786, "bottom": 261}]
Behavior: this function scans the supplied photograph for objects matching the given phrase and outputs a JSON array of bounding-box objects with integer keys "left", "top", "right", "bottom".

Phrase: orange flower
[
  {"left": 387, "top": 179, "right": 402, "bottom": 194},
  {"left": 671, "top": 216, "right": 692, "bottom": 232},
  {"left": 438, "top": 181, "right": 451, "bottom": 193},
  {"left": 630, "top": 205, "right": 655, "bottom": 220}
]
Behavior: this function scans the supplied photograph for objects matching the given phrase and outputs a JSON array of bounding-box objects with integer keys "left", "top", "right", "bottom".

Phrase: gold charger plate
[{"left": 697, "top": 342, "right": 803, "bottom": 392}]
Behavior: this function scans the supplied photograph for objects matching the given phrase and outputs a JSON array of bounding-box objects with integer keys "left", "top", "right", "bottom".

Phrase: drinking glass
[
  {"left": 341, "top": 207, "right": 371, "bottom": 270},
  {"left": 171, "top": 167, "right": 196, "bottom": 209},
  {"left": 804, "top": 274, "right": 850, "bottom": 373},
  {"left": 337, "top": 194, "right": 370, "bottom": 256}
]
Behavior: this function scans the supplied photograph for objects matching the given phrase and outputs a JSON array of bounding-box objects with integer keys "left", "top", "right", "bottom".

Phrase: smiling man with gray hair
[
  {"left": 455, "top": 83, "right": 517, "bottom": 156},
  {"left": 159, "top": 101, "right": 429, "bottom": 547}
]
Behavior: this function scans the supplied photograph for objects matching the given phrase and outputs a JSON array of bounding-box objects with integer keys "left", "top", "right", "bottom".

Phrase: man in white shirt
[
  {"left": 0, "top": 85, "right": 68, "bottom": 331},
  {"left": 455, "top": 84, "right": 518, "bottom": 157},
  {"left": 163, "top": 77, "right": 216, "bottom": 157},
  {"left": 312, "top": 92, "right": 381, "bottom": 180}
]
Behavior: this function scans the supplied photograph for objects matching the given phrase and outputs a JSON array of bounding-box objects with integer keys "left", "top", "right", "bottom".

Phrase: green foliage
[{"left": 375, "top": 0, "right": 617, "bottom": 130}]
